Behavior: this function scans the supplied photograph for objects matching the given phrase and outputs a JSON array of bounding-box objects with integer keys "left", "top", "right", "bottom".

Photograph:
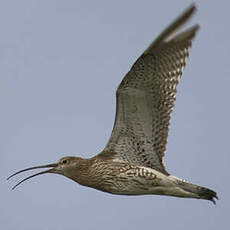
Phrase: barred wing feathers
[{"left": 103, "top": 5, "right": 199, "bottom": 175}]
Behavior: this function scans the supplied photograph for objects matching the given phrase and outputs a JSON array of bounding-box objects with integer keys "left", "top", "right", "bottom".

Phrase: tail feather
[{"left": 179, "top": 181, "right": 218, "bottom": 204}]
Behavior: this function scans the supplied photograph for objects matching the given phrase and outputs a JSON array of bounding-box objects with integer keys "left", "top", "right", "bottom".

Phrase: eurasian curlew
[{"left": 8, "top": 4, "right": 218, "bottom": 204}]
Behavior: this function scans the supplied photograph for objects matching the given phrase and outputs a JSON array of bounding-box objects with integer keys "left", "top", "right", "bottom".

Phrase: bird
[{"left": 8, "top": 4, "right": 218, "bottom": 204}]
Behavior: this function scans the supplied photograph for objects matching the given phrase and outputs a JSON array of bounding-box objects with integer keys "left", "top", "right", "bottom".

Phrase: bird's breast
[{"left": 84, "top": 161, "right": 168, "bottom": 195}]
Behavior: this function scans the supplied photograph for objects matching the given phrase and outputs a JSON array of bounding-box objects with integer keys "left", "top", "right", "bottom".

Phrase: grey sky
[{"left": 1, "top": 0, "right": 229, "bottom": 229}]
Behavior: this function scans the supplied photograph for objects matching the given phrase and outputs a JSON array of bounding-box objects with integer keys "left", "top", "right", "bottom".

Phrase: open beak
[{"left": 7, "top": 163, "right": 58, "bottom": 190}]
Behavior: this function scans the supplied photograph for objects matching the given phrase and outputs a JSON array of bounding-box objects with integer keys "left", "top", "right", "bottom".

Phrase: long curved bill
[{"left": 7, "top": 163, "right": 58, "bottom": 190}]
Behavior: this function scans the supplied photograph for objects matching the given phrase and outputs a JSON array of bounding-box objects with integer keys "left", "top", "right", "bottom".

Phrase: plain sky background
[{"left": 1, "top": 0, "right": 229, "bottom": 229}]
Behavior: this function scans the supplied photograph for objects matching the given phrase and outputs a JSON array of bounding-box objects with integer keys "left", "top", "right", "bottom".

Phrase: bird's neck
[{"left": 67, "top": 157, "right": 94, "bottom": 187}]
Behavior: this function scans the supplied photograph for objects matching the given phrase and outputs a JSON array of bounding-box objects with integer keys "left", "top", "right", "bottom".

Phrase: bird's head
[{"left": 7, "top": 156, "right": 85, "bottom": 190}]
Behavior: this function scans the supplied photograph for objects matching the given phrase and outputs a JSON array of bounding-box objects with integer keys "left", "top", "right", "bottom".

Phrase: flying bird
[{"left": 8, "top": 4, "right": 218, "bottom": 204}]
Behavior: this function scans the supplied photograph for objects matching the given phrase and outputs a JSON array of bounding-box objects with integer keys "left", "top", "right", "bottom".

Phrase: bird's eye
[{"left": 62, "top": 159, "right": 68, "bottom": 164}]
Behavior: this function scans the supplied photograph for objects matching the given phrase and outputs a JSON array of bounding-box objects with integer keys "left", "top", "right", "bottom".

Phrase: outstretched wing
[{"left": 102, "top": 4, "right": 199, "bottom": 175}]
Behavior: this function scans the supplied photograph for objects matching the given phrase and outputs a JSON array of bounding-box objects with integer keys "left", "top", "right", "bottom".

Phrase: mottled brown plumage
[{"left": 8, "top": 4, "right": 218, "bottom": 204}]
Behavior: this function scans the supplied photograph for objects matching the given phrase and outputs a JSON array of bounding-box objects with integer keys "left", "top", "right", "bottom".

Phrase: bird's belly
[{"left": 96, "top": 166, "right": 175, "bottom": 195}]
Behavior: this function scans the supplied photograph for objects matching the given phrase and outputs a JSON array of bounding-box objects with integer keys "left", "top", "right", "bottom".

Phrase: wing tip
[
  {"left": 170, "top": 24, "right": 200, "bottom": 43},
  {"left": 144, "top": 3, "right": 198, "bottom": 55}
]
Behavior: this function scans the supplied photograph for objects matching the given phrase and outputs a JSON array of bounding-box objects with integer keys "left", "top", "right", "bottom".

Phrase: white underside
[{"left": 108, "top": 166, "right": 199, "bottom": 198}]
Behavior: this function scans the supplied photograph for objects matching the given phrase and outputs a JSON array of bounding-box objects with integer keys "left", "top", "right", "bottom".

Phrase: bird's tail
[
  {"left": 178, "top": 180, "right": 218, "bottom": 204},
  {"left": 168, "top": 175, "right": 218, "bottom": 204}
]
